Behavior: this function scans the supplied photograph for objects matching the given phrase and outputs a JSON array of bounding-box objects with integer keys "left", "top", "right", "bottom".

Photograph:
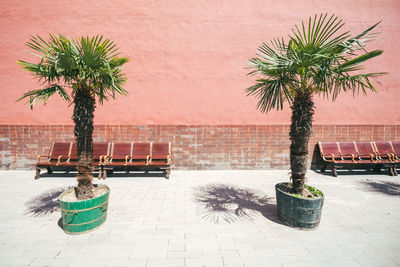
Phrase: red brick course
[{"left": 1, "top": 125, "right": 399, "bottom": 170}]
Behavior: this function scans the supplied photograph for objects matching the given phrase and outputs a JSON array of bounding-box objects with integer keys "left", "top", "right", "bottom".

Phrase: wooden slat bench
[
  {"left": 101, "top": 142, "right": 171, "bottom": 179},
  {"left": 100, "top": 142, "right": 133, "bottom": 179},
  {"left": 373, "top": 141, "right": 397, "bottom": 175},
  {"left": 318, "top": 141, "right": 397, "bottom": 177},
  {"left": 392, "top": 141, "right": 400, "bottom": 161},
  {"left": 35, "top": 142, "right": 109, "bottom": 179},
  {"left": 36, "top": 142, "right": 172, "bottom": 179},
  {"left": 56, "top": 142, "right": 77, "bottom": 171},
  {"left": 35, "top": 142, "right": 72, "bottom": 179},
  {"left": 148, "top": 142, "right": 171, "bottom": 179},
  {"left": 101, "top": 142, "right": 150, "bottom": 179}
]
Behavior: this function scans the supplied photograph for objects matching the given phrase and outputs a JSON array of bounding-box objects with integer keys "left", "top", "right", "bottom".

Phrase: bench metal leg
[
  {"left": 100, "top": 167, "right": 112, "bottom": 180},
  {"left": 332, "top": 164, "right": 338, "bottom": 177},
  {"left": 102, "top": 169, "right": 112, "bottom": 180},
  {"left": 46, "top": 167, "right": 53, "bottom": 174},
  {"left": 166, "top": 167, "right": 171, "bottom": 179},
  {"left": 35, "top": 168, "right": 41, "bottom": 179},
  {"left": 393, "top": 165, "right": 398, "bottom": 176},
  {"left": 97, "top": 166, "right": 103, "bottom": 180},
  {"left": 388, "top": 165, "right": 396, "bottom": 176}
]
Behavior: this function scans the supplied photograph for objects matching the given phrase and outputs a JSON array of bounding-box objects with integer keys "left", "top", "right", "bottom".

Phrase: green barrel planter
[
  {"left": 58, "top": 185, "right": 110, "bottom": 234},
  {"left": 275, "top": 182, "right": 324, "bottom": 229}
]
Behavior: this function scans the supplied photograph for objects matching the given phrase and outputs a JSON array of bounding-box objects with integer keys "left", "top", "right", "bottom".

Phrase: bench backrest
[
  {"left": 93, "top": 143, "right": 110, "bottom": 161},
  {"left": 373, "top": 141, "right": 395, "bottom": 157},
  {"left": 338, "top": 142, "right": 356, "bottom": 159},
  {"left": 354, "top": 142, "right": 375, "bottom": 159},
  {"left": 111, "top": 143, "right": 132, "bottom": 160},
  {"left": 392, "top": 141, "right": 400, "bottom": 157},
  {"left": 131, "top": 143, "right": 151, "bottom": 160},
  {"left": 49, "top": 142, "right": 72, "bottom": 160},
  {"left": 68, "top": 142, "right": 109, "bottom": 161},
  {"left": 132, "top": 143, "right": 151, "bottom": 155},
  {"left": 318, "top": 142, "right": 340, "bottom": 160},
  {"left": 151, "top": 143, "right": 170, "bottom": 160}
]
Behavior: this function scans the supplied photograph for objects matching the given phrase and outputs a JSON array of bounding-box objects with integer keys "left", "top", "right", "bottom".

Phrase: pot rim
[
  {"left": 275, "top": 182, "right": 324, "bottom": 200},
  {"left": 58, "top": 184, "right": 110, "bottom": 203}
]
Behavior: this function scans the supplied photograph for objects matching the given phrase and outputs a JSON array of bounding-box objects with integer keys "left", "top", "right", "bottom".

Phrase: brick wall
[{"left": 1, "top": 125, "right": 399, "bottom": 170}]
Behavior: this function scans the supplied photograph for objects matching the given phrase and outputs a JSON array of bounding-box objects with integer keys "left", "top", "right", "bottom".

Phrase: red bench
[
  {"left": 318, "top": 141, "right": 397, "bottom": 176},
  {"left": 392, "top": 141, "right": 400, "bottom": 160},
  {"left": 101, "top": 142, "right": 133, "bottom": 179},
  {"left": 148, "top": 143, "right": 171, "bottom": 179},
  {"left": 35, "top": 142, "right": 72, "bottom": 179},
  {"left": 101, "top": 142, "right": 171, "bottom": 179},
  {"left": 35, "top": 142, "right": 109, "bottom": 179},
  {"left": 102, "top": 142, "right": 150, "bottom": 179},
  {"left": 374, "top": 141, "right": 397, "bottom": 175}
]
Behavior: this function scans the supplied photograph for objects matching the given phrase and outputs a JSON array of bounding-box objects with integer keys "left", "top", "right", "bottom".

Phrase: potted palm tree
[
  {"left": 246, "top": 14, "right": 385, "bottom": 229},
  {"left": 18, "top": 34, "right": 129, "bottom": 234}
]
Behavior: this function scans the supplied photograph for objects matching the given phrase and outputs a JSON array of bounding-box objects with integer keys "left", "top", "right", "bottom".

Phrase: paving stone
[
  {"left": 48, "top": 258, "right": 71, "bottom": 267},
  {"left": 146, "top": 257, "right": 185, "bottom": 267},
  {"left": 185, "top": 256, "right": 223, "bottom": 266},
  {"left": 0, "top": 170, "right": 400, "bottom": 266},
  {"left": 29, "top": 257, "right": 60, "bottom": 266},
  {"left": 167, "top": 251, "right": 204, "bottom": 259},
  {"left": 0, "top": 257, "right": 35, "bottom": 266},
  {"left": 109, "top": 258, "right": 146, "bottom": 267}
]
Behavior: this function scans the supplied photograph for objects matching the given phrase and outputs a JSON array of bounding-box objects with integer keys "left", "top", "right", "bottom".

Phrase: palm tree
[
  {"left": 17, "top": 34, "right": 129, "bottom": 199},
  {"left": 246, "top": 14, "right": 385, "bottom": 195}
]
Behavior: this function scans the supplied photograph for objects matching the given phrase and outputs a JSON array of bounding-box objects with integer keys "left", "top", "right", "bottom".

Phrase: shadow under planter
[
  {"left": 59, "top": 185, "right": 110, "bottom": 234},
  {"left": 275, "top": 182, "right": 324, "bottom": 230},
  {"left": 25, "top": 187, "right": 72, "bottom": 217},
  {"left": 194, "top": 183, "right": 281, "bottom": 224}
]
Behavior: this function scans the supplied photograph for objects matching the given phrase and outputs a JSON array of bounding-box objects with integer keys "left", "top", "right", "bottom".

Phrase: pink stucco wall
[{"left": 1, "top": 0, "right": 399, "bottom": 125}]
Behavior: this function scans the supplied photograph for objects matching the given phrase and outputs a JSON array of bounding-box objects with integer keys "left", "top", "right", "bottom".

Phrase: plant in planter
[
  {"left": 246, "top": 14, "right": 384, "bottom": 229},
  {"left": 17, "top": 34, "right": 128, "bottom": 233}
]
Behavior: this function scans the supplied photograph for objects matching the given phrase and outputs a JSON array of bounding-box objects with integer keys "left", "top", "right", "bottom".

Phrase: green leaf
[
  {"left": 18, "top": 34, "right": 129, "bottom": 106},
  {"left": 339, "top": 50, "right": 383, "bottom": 69},
  {"left": 246, "top": 14, "right": 385, "bottom": 113}
]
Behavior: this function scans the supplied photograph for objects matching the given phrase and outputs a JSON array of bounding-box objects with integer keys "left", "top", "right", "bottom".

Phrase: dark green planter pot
[
  {"left": 59, "top": 185, "right": 110, "bottom": 234},
  {"left": 275, "top": 182, "right": 324, "bottom": 229}
]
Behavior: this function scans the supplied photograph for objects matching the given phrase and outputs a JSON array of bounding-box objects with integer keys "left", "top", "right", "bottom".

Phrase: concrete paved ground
[{"left": 0, "top": 169, "right": 399, "bottom": 267}]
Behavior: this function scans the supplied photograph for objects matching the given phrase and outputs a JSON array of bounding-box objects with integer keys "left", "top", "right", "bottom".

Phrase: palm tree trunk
[
  {"left": 73, "top": 88, "right": 96, "bottom": 200},
  {"left": 289, "top": 91, "right": 314, "bottom": 195}
]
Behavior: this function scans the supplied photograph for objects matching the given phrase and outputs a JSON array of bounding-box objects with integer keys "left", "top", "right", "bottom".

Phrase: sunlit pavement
[{"left": 0, "top": 169, "right": 399, "bottom": 267}]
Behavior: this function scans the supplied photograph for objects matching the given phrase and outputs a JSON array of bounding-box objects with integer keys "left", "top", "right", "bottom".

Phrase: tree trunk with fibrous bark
[
  {"left": 289, "top": 90, "right": 314, "bottom": 195},
  {"left": 73, "top": 88, "right": 95, "bottom": 200}
]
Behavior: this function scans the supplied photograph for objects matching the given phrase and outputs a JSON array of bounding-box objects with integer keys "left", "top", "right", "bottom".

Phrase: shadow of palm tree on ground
[
  {"left": 25, "top": 187, "right": 72, "bottom": 217},
  {"left": 360, "top": 180, "right": 400, "bottom": 197},
  {"left": 194, "top": 184, "right": 279, "bottom": 224}
]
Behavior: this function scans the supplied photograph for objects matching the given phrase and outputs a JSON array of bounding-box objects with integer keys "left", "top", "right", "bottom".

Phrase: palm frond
[
  {"left": 16, "top": 85, "right": 70, "bottom": 109},
  {"left": 18, "top": 34, "right": 129, "bottom": 106},
  {"left": 339, "top": 50, "right": 383, "bottom": 70},
  {"left": 330, "top": 72, "right": 385, "bottom": 100},
  {"left": 246, "top": 78, "right": 293, "bottom": 112},
  {"left": 246, "top": 14, "right": 384, "bottom": 113}
]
